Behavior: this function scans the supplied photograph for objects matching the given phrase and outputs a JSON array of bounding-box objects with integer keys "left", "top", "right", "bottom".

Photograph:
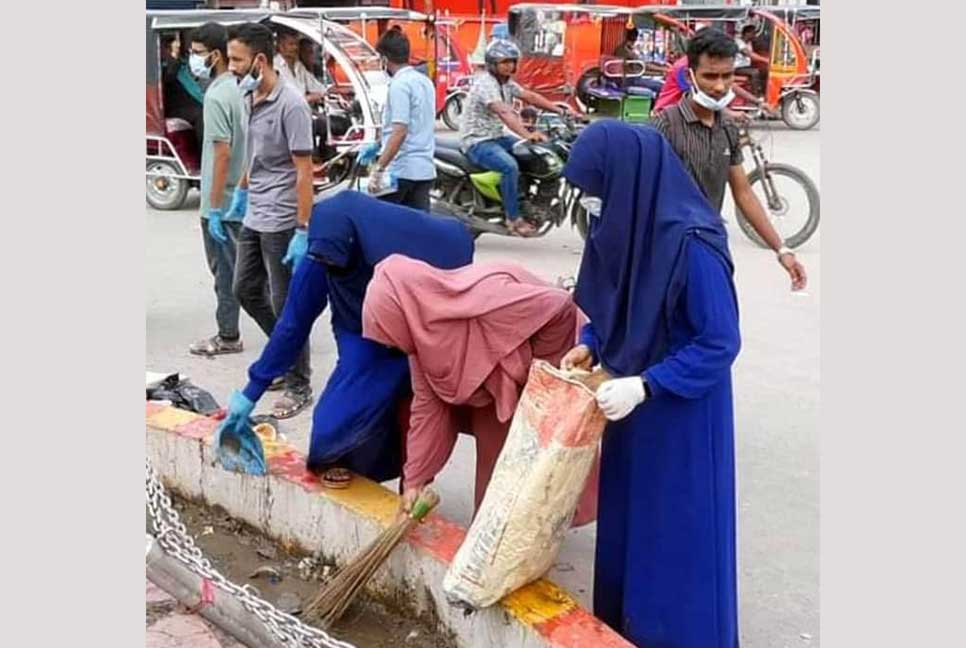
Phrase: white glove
[
  {"left": 367, "top": 169, "right": 386, "bottom": 195},
  {"left": 595, "top": 376, "right": 647, "bottom": 421}
]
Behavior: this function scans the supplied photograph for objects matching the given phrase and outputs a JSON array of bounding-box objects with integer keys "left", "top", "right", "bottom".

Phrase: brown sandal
[{"left": 322, "top": 467, "right": 353, "bottom": 489}]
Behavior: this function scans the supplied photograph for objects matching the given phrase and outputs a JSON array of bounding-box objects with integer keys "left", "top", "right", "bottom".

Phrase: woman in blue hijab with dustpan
[
  {"left": 216, "top": 191, "right": 474, "bottom": 486},
  {"left": 561, "top": 121, "right": 742, "bottom": 648}
]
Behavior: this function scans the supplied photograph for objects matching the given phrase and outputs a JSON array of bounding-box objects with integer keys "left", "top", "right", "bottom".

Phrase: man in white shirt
[{"left": 274, "top": 28, "right": 326, "bottom": 107}]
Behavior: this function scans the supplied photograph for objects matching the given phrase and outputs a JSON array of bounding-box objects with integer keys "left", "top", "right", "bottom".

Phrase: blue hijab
[
  {"left": 563, "top": 121, "right": 733, "bottom": 377},
  {"left": 307, "top": 191, "right": 474, "bottom": 332}
]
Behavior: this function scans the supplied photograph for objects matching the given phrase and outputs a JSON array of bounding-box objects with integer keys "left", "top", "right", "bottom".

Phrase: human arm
[
  {"left": 641, "top": 239, "right": 741, "bottom": 400},
  {"left": 489, "top": 99, "right": 544, "bottom": 141},
  {"left": 518, "top": 87, "right": 566, "bottom": 114},
  {"left": 283, "top": 97, "right": 315, "bottom": 227},
  {"left": 561, "top": 321, "right": 599, "bottom": 371},
  {"left": 375, "top": 80, "right": 413, "bottom": 170},
  {"left": 728, "top": 165, "right": 807, "bottom": 290},
  {"left": 400, "top": 361, "right": 458, "bottom": 510},
  {"left": 241, "top": 259, "right": 328, "bottom": 402}
]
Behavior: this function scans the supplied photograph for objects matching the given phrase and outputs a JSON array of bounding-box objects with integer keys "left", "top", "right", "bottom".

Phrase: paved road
[{"left": 146, "top": 122, "right": 820, "bottom": 647}]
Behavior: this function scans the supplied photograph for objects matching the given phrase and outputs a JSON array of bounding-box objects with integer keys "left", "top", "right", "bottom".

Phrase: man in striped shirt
[{"left": 652, "top": 27, "right": 807, "bottom": 291}]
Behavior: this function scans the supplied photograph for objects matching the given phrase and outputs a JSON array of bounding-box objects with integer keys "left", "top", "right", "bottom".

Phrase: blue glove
[
  {"left": 357, "top": 142, "right": 380, "bottom": 166},
  {"left": 226, "top": 188, "right": 248, "bottom": 221},
  {"left": 207, "top": 208, "right": 228, "bottom": 244},
  {"left": 213, "top": 391, "right": 266, "bottom": 475},
  {"left": 224, "top": 390, "right": 255, "bottom": 428},
  {"left": 282, "top": 229, "right": 308, "bottom": 269}
]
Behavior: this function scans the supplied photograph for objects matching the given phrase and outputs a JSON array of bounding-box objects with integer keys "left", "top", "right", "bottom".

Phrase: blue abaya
[
  {"left": 564, "top": 121, "right": 741, "bottom": 648},
  {"left": 241, "top": 192, "right": 474, "bottom": 479}
]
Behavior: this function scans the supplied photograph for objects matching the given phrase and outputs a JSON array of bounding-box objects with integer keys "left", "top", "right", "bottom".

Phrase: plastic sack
[{"left": 443, "top": 360, "right": 607, "bottom": 609}]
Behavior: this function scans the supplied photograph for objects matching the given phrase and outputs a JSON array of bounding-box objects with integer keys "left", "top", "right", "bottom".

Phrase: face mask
[
  {"left": 189, "top": 52, "right": 213, "bottom": 80},
  {"left": 579, "top": 195, "right": 602, "bottom": 218},
  {"left": 689, "top": 70, "right": 735, "bottom": 112},
  {"left": 237, "top": 58, "right": 262, "bottom": 95}
]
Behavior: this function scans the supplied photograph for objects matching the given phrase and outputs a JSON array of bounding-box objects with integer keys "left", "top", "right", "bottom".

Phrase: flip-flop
[{"left": 322, "top": 467, "right": 352, "bottom": 489}]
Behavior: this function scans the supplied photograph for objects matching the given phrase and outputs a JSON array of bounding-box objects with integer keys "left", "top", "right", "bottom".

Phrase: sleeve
[
  {"left": 579, "top": 321, "right": 600, "bottom": 365},
  {"left": 402, "top": 360, "right": 458, "bottom": 491},
  {"left": 726, "top": 123, "right": 745, "bottom": 167},
  {"left": 506, "top": 80, "right": 524, "bottom": 100},
  {"left": 642, "top": 240, "right": 741, "bottom": 400},
  {"left": 651, "top": 111, "right": 670, "bottom": 138},
  {"left": 203, "top": 93, "right": 233, "bottom": 143},
  {"left": 283, "top": 95, "right": 314, "bottom": 156},
  {"left": 388, "top": 78, "right": 412, "bottom": 126},
  {"left": 242, "top": 259, "right": 328, "bottom": 402}
]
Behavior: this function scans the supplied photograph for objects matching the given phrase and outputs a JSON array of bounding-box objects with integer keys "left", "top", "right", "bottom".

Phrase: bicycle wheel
[{"left": 736, "top": 162, "right": 820, "bottom": 249}]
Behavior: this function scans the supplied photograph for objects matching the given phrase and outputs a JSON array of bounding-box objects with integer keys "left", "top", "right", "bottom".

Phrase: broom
[{"left": 304, "top": 488, "right": 441, "bottom": 628}]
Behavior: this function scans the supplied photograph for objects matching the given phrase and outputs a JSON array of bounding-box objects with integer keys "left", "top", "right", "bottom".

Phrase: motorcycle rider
[{"left": 459, "top": 39, "right": 570, "bottom": 236}]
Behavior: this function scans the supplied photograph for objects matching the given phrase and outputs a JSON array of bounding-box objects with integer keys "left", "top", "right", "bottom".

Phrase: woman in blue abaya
[
  {"left": 219, "top": 191, "right": 474, "bottom": 483},
  {"left": 561, "top": 121, "right": 742, "bottom": 648}
]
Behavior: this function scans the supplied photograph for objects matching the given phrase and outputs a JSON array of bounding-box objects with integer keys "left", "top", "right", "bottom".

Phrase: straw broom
[{"left": 304, "top": 488, "right": 441, "bottom": 628}]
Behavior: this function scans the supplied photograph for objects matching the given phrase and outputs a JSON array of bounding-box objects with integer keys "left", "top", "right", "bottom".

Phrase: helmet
[{"left": 484, "top": 38, "right": 521, "bottom": 71}]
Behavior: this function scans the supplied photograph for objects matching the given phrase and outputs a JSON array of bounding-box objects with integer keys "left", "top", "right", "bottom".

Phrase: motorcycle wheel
[
  {"left": 441, "top": 93, "right": 464, "bottom": 131},
  {"left": 736, "top": 163, "right": 820, "bottom": 249},
  {"left": 781, "top": 93, "right": 820, "bottom": 130}
]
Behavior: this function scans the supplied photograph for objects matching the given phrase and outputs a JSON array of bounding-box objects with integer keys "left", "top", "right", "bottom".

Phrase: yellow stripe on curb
[
  {"left": 503, "top": 578, "right": 579, "bottom": 625},
  {"left": 147, "top": 407, "right": 202, "bottom": 432}
]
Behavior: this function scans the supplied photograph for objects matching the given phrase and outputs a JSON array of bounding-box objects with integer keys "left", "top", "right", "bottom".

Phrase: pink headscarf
[{"left": 362, "top": 255, "right": 578, "bottom": 422}]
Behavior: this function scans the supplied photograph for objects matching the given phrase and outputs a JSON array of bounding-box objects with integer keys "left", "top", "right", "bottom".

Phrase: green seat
[{"left": 622, "top": 95, "right": 652, "bottom": 124}]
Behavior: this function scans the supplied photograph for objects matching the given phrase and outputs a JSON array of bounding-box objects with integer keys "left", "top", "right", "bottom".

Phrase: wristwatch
[{"left": 777, "top": 245, "right": 794, "bottom": 260}]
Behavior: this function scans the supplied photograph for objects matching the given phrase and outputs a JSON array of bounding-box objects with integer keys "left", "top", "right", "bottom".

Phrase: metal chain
[{"left": 146, "top": 458, "right": 356, "bottom": 648}]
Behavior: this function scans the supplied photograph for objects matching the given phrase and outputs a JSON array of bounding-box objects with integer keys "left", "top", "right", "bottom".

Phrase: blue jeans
[{"left": 465, "top": 136, "right": 521, "bottom": 220}]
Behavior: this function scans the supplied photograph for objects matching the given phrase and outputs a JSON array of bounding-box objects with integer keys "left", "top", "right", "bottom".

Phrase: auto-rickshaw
[
  {"left": 289, "top": 7, "right": 473, "bottom": 121},
  {"left": 633, "top": 4, "right": 819, "bottom": 130},
  {"left": 506, "top": 4, "right": 637, "bottom": 110},
  {"left": 146, "top": 9, "right": 389, "bottom": 210},
  {"left": 762, "top": 4, "right": 819, "bottom": 93}
]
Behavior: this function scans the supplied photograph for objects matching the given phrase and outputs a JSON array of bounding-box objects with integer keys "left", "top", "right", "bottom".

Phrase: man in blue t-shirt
[{"left": 368, "top": 28, "right": 437, "bottom": 211}]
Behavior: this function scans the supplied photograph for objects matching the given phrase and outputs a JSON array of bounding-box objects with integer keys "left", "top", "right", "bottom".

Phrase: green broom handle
[{"left": 410, "top": 490, "right": 440, "bottom": 521}]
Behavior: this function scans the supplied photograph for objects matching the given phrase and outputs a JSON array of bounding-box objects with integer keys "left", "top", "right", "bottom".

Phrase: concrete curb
[{"left": 146, "top": 402, "right": 632, "bottom": 648}]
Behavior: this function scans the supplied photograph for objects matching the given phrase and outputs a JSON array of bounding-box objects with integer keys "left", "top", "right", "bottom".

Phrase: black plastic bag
[{"left": 147, "top": 374, "right": 220, "bottom": 416}]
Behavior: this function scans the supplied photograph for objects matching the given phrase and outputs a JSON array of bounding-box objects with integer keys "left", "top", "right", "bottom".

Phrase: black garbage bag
[{"left": 147, "top": 373, "right": 220, "bottom": 416}]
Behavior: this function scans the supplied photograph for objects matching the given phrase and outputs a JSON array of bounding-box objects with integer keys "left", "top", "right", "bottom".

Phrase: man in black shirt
[{"left": 652, "top": 28, "right": 807, "bottom": 291}]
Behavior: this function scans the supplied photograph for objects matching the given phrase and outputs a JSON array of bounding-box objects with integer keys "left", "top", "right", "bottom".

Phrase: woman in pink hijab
[{"left": 362, "top": 254, "right": 598, "bottom": 526}]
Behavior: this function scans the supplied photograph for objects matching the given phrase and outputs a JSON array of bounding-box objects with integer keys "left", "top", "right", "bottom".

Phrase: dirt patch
[{"left": 149, "top": 495, "right": 457, "bottom": 648}]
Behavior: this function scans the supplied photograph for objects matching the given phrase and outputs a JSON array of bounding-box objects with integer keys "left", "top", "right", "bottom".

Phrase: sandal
[
  {"left": 322, "top": 467, "right": 353, "bottom": 490},
  {"left": 506, "top": 219, "right": 538, "bottom": 237},
  {"left": 265, "top": 376, "right": 286, "bottom": 392},
  {"left": 189, "top": 335, "right": 243, "bottom": 357},
  {"left": 272, "top": 388, "right": 313, "bottom": 420}
]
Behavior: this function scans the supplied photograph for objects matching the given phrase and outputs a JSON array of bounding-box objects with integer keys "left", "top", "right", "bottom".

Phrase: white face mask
[
  {"left": 189, "top": 52, "right": 213, "bottom": 80},
  {"left": 689, "top": 70, "right": 735, "bottom": 112},
  {"left": 579, "top": 195, "right": 602, "bottom": 218}
]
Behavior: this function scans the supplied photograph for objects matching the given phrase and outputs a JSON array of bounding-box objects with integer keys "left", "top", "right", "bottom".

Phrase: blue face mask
[
  {"left": 189, "top": 52, "right": 213, "bottom": 80},
  {"left": 237, "top": 58, "right": 263, "bottom": 95}
]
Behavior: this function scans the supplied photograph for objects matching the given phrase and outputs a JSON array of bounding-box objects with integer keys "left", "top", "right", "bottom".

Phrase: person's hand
[
  {"left": 207, "top": 208, "right": 228, "bottom": 244},
  {"left": 779, "top": 251, "right": 808, "bottom": 291},
  {"left": 726, "top": 108, "right": 751, "bottom": 126},
  {"left": 368, "top": 168, "right": 389, "bottom": 195},
  {"left": 595, "top": 376, "right": 647, "bottom": 421},
  {"left": 561, "top": 344, "right": 593, "bottom": 372},
  {"left": 226, "top": 188, "right": 248, "bottom": 221},
  {"left": 527, "top": 130, "right": 548, "bottom": 143},
  {"left": 357, "top": 142, "right": 380, "bottom": 167},
  {"left": 400, "top": 487, "right": 421, "bottom": 514},
  {"left": 223, "top": 390, "right": 255, "bottom": 430},
  {"left": 306, "top": 92, "right": 324, "bottom": 104},
  {"left": 282, "top": 229, "right": 308, "bottom": 269}
]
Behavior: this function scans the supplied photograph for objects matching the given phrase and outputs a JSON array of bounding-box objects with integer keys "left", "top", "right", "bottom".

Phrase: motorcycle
[
  {"left": 440, "top": 76, "right": 470, "bottom": 131},
  {"left": 430, "top": 111, "right": 586, "bottom": 239}
]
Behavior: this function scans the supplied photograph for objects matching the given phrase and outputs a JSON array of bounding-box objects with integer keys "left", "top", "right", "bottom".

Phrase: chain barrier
[{"left": 146, "top": 458, "right": 356, "bottom": 648}]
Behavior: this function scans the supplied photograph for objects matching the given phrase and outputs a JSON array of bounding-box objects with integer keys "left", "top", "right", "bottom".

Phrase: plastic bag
[
  {"left": 443, "top": 360, "right": 606, "bottom": 609},
  {"left": 146, "top": 374, "right": 220, "bottom": 416},
  {"left": 213, "top": 417, "right": 267, "bottom": 476}
]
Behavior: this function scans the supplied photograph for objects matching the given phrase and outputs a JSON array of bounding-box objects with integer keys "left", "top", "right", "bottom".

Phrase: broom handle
[{"left": 409, "top": 489, "right": 440, "bottom": 522}]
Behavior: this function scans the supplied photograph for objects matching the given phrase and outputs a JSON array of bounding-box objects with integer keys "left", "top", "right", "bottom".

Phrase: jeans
[
  {"left": 465, "top": 136, "right": 521, "bottom": 219},
  {"left": 233, "top": 225, "right": 311, "bottom": 391},
  {"left": 201, "top": 217, "right": 242, "bottom": 340},
  {"left": 379, "top": 178, "right": 433, "bottom": 211}
]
